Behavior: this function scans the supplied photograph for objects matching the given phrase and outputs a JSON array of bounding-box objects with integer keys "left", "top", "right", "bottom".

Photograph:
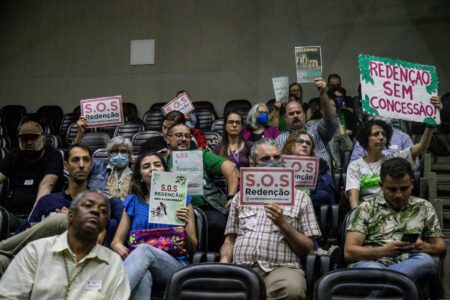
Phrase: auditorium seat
[
  {"left": 92, "top": 148, "right": 109, "bottom": 162},
  {"left": 143, "top": 110, "right": 164, "bottom": 132},
  {"left": 36, "top": 105, "right": 63, "bottom": 134},
  {"left": 122, "top": 102, "right": 140, "bottom": 122},
  {"left": 131, "top": 131, "right": 162, "bottom": 154},
  {"left": 80, "top": 132, "right": 111, "bottom": 153},
  {"left": 44, "top": 134, "right": 62, "bottom": 149},
  {"left": 223, "top": 100, "right": 252, "bottom": 124},
  {"left": 210, "top": 118, "right": 223, "bottom": 133},
  {"left": 60, "top": 113, "right": 78, "bottom": 144},
  {"left": 196, "top": 108, "right": 216, "bottom": 131},
  {"left": 113, "top": 122, "right": 145, "bottom": 140},
  {"left": 203, "top": 131, "right": 222, "bottom": 149},
  {"left": 0, "top": 105, "right": 27, "bottom": 141}
]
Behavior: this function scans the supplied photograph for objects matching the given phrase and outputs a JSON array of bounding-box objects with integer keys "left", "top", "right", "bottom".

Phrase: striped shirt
[{"left": 225, "top": 190, "right": 321, "bottom": 272}]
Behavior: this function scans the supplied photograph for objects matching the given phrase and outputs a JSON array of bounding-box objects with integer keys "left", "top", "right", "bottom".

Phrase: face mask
[
  {"left": 256, "top": 112, "right": 269, "bottom": 125},
  {"left": 110, "top": 153, "right": 129, "bottom": 169},
  {"left": 20, "top": 148, "right": 44, "bottom": 161},
  {"left": 186, "top": 113, "right": 197, "bottom": 129},
  {"left": 336, "top": 97, "right": 344, "bottom": 107}
]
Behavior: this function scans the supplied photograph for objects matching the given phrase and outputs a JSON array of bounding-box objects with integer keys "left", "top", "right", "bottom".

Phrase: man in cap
[{"left": 0, "top": 121, "right": 64, "bottom": 231}]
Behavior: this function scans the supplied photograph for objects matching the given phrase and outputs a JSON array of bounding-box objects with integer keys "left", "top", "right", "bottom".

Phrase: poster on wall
[
  {"left": 295, "top": 46, "right": 322, "bottom": 83},
  {"left": 358, "top": 54, "right": 440, "bottom": 125},
  {"left": 80, "top": 95, "right": 124, "bottom": 128}
]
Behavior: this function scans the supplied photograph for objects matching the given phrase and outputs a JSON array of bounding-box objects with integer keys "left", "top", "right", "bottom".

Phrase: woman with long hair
[
  {"left": 212, "top": 110, "right": 251, "bottom": 168},
  {"left": 111, "top": 152, "right": 197, "bottom": 299}
]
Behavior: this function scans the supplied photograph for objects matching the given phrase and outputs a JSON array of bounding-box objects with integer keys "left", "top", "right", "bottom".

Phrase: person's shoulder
[{"left": 409, "top": 196, "right": 433, "bottom": 207}]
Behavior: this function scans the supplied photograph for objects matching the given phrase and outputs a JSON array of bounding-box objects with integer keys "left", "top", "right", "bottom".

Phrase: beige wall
[{"left": 1, "top": 0, "right": 449, "bottom": 118}]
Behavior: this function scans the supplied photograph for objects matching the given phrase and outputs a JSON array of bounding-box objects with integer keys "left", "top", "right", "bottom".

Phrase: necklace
[
  {"left": 364, "top": 156, "right": 383, "bottom": 175},
  {"left": 63, "top": 252, "right": 90, "bottom": 300}
]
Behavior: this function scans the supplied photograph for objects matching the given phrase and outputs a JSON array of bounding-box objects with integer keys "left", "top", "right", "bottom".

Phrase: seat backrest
[
  {"left": 0, "top": 136, "right": 11, "bottom": 150},
  {"left": 203, "top": 131, "right": 222, "bottom": 149},
  {"left": 149, "top": 102, "right": 167, "bottom": 112},
  {"left": 36, "top": 105, "right": 63, "bottom": 133},
  {"left": 113, "top": 122, "right": 145, "bottom": 140},
  {"left": 196, "top": 108, "right": 216, "bottom": 130},
  {"left": 315, "top": 268, "right": 421, "bottom": 300},
  {"left": 131, "top": 131, "right": 162, "bottom": 154},
  {"left": 92, "top": 148, "right": 109, "bottom": 163},
  {"left": 164, "top": 263, "right": 266, "bottom": 300},
  {"left": 0, "top": 105, "right": 27, "bottom": 137},
  {"left": 223, "top": 100, "right": 252, "bottom": 123},
  {"left": 44, "top": 134, "right": 61, "bottom": 149},
  {"left": 60, "top": 113, "right": 77, "bottom": 142},
  {"left": 122, "top": 102, "right": 140, "bottom": 122},
  {"left": 80, "top": 132, "right": 111, "bottom": 153},
  {"left": 211, "top": 118, "right": 224, "bottom": 133},
  {"left": 143, "top": 110, "right": 164, "bottom": 131},
  {"left": 193, "top": 101, "right": 218, "bottom": 117},
  {"left": 193, "top": 207, "right": 208, "bottom": 252}
]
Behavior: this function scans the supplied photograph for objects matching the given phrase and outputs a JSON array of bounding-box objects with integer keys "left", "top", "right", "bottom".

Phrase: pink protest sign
[
  {"left": 239, "top": 168, "right": 295, "bottom": 206},
  {"left": 359, "top": 54, "right": 440, "bottom": 125},
  {"left": 80, "top": 95, "right": 124, "bottom": 128},
  {"left": 161, "top": 92, "right": 195, "bottom": 115},
  {"left": 282, "top": 155, "right": 319, "bottom": 189}
]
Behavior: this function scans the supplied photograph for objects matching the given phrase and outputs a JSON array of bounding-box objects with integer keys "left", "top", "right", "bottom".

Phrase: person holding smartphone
[{"left": 344, "top": 157, "right": 446, "bottom": 289}]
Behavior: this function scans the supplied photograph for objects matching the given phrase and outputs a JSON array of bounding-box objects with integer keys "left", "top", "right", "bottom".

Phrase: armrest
[
  {"left": 305, "top": 253, "right": 320, "bottom": 296},
  {"left": 191, "top": 251, "right": 219, "bottom": 264}
]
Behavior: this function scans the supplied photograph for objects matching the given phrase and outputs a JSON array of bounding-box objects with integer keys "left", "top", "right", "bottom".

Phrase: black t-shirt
[{"left": 0, "top": 147, "right": 64, "bottom": 215}]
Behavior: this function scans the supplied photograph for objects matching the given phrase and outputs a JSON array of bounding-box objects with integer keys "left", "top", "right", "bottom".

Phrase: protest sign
[
  {"left": 282, "top": 155, "right": 319, "bottom": 189},
  {"left": 172, "top": 150, "right": 203, "bottom": 195},
  {"left": 240, "top": 167, "right": 295, "bottom": 206},
  {"left": 295, "top": 46, "right": 322, "bottom": 83},
  {"left": 80, "top": 95, "right": 124, "bottom": 128},
  {"left": 149, "top": 171, "right": 188, "bottom": 225},
  {"left": 161, "top": 92, "right": 195, "bottom": 115},
  {"left": 272, "top": 76, "right": 289, "bottom": 103},
  {"left": 359, "top": 54, "right": 440, "bottom": 125}
]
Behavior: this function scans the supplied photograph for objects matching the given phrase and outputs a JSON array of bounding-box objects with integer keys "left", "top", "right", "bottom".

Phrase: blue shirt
[{"left": 124, "top": 194, "right": 193, "bottom": 264}]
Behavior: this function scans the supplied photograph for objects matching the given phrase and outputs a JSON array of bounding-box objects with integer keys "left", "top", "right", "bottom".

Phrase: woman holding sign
[
  {"left": 243, "top": 103, "right": 280, "bottom": 142},
  {"left": 213, "top": 110, "right": 252, "bottom": 168},
  {"left": 111, "top": 152, "right": 197, "bottom": 299},
  {"left": 346, "top": 96, "right": 441, "bottom": 209},
  {"left": 282, "top": 130, "right": 335, "bottom": 215}
]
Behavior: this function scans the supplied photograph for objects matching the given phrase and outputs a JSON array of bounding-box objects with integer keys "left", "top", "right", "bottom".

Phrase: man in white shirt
[{"left": 0, "top": 190, "right": 130, "bottom": 300}]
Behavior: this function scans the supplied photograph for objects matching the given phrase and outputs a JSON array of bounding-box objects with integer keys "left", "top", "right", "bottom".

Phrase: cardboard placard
[
  {"left": 161, "top": 92, "right": 195, "bottom": 115},
  {"left": 149, "top": 171, "right": 188, "bottom": 225},
  {"left": 359, "top": 54, "right": 440, "bottom": 125},
  {"left": 282, "top": 155, "right": 319, "bottom": 189},
  {"left": 295, "top": 46, "right": 322, "bottom": 83},
  {"left": 80, "top": 95, "right": 124, "bottom": 128},
  {"left": 171, "top": 150, "right": 203, "bottom": 195},
  {"left": 272, "top": 76, "right": 289, "bottom": 103},
  {"left": 240, "top": 167, "right": 295, "bottom": 206}
]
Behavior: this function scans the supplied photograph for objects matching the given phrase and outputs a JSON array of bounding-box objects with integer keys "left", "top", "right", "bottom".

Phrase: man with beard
[
  {"left": 276, "top": 78, "right": 338, "bottom": 168},
  {"left": 220, "top": 139, "right": 321, "bottom": 300},
  {"left": 0, "top": 121, "right": 64, "bottom": 231},
  {"left": 0, "top": 190, "right": 130, "bottom": 299}
]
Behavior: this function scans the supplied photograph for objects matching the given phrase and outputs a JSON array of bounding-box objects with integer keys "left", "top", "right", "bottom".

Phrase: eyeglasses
[
  {"left": 295, "top": 139, "right": 312, "bottom": 146},
  {"left": 170, "top": 133, "right": 192, "bottom": 140},
  {"left": 259, "top": 155, "right": 282, "bottom": 162},
  {"left": 226, "top": 120, "right": 242, "bottom": 126}
]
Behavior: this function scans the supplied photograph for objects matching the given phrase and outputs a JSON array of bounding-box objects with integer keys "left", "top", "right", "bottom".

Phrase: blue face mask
[
  {"left": 186, "top": 112, "right": 197, "bottom": 129},
  {"left": 336, "top": 97, "right": 344, "bottom": 107},
  {"left": 256, "top": 112, "right": 269, "bottom": 125},
  {"left": 110, "top": 153, "right": 129, "bottom": 169}
]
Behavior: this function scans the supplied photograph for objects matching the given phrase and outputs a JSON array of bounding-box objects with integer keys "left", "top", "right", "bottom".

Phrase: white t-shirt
[{"left": 345, "top": 148, "right": 413, "bottom": 203}]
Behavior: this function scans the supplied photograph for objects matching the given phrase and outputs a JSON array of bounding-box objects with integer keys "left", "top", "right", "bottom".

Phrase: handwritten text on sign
[
  {"left": 80, "top": 95, "right": 124, "bottom": 128},
  {"left": 161, "top": 92, "right": 195, "bottom": 115},
  {"left": 172, "top": 150, "right": 203, "bottom": 196},
  {"left": 282, "top": 155, "right": 319, "bottom": 189},
  {"left": 272, "top": 76, "right": 289, "bottom": 103},
  {"left": 240, "top": 168, "right": 294, "bottom": 206},
  {"left": 149, "top": 171, "right": 187, "bottom": 225},
  {"left": 359, "top": 54, "right": 440, "bottom": 125}
]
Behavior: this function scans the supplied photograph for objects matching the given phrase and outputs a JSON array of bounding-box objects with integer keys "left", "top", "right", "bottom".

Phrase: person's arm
[
  {"left": 410, "top": 127, "right": 435, "bottom": 161},
  {"left": 176, "top": 204, "right": 198, "bottom": 252},
  {"left": 35, "top": 174, "right": 58, "bottom": 202},
  {"left": 221, "top": 160, "right": 239, "bottom": 197},
  {"left": 220, "top": 234, "right": 237, "bottom": 263},
  {"left": 344, "top": 231, "right": 415, "bottom": 263},
  {"left": 73, "top": 117, "right": 87, "bottom": 145},
  {"left": 415, "top": 237, "right": 447, "bottom": 256},
  {"left": 269, "top": 100, "right": 282, "bottom": 128},
  {"left": 345, "top": 161, "right": 362, "bottom": 209},
  {"left": 265, "top": 204, "right": 314, "bottom": 256},
  {"left": 110, "top": 210, "right": 132, "bottom": 260},
  {"left": 316, "top": 78, "right": 336, "bottom": 121},
  {"left": 348, "top": 189, "right": 360, "bottom": 210}
]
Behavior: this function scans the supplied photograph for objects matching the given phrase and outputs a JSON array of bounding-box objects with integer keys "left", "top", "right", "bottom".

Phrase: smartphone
[{"left": 401, "top": 233, "right": 419, "bottom": 243}]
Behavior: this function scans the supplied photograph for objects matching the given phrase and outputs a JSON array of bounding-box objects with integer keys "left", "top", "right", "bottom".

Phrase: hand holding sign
[
  {"left": 80, "top": 95, "right": 124, "bottom": 128},
  {"left": 282, "top": 155, "right": 319, "bottom": 189},
  {"left": 264, "top": 204, "right": 285, "bottom": 226}
]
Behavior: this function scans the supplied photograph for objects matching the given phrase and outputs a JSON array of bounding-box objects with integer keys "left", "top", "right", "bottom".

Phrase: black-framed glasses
[
  {"left": 226, "top": 120, "right": 242, "bottom": 126},
  {"left": 295, "top": 139, "right": 312, "bottom": 146}
]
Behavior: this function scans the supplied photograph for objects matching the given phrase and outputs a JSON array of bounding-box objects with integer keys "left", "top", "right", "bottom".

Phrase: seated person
[
  {"left": 276, "top": 78, "right": 338, "bottom": 168},
  {"left": 0, "top": 190, "right": 130, "bottom": 299},
  {"left": 282, "top": 131, "right": 335, "bottom": 216},
  {"left": 166, "top": 123, "right": 239, "bottom": 252},
  {"left": 344, "top": 157, "right": 447, "bottom": 289},
  {"left": 0, "top": 121, "right": 64, "bottom": 231},
  {"left": 220, "top": 139, "right": 321, "bottom": 300},
  {"left": 111, "top": 152, "right": 197, "bottom": 299},
  {"left": 345, "top": 97, "right": 441, "bottom": 209},
  {"left": 140, "top": 110, "right": 204, "bottom": 155},
  {"left": 74, "top": 118, "right": 133, "bottom": 200},
  {"left": 212, "top": 110, "right": 252, "bottom": 169},
  {"left": 0, "top": 144, "right": 123, "bottom": 276},
  {"left": 243, "top": 103, "right": 280, "bottom": 142}
]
